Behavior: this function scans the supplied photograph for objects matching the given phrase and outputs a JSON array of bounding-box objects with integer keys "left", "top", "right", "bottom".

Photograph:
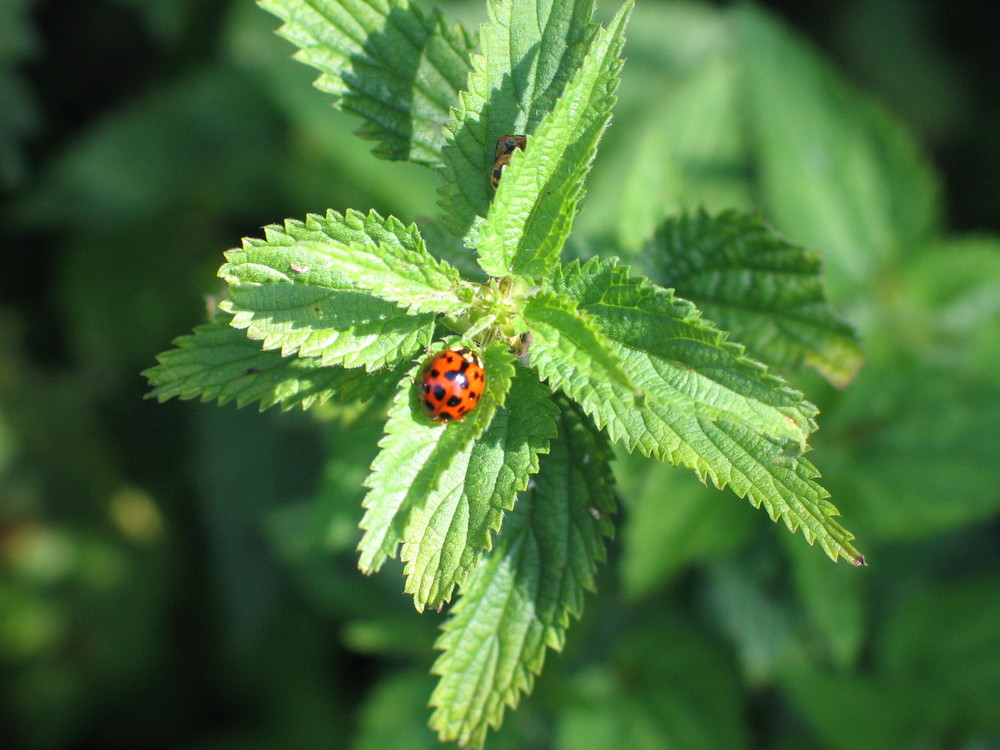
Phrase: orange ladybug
[{"left": 418, "top": 347, "right": 486, "bottom": 423}]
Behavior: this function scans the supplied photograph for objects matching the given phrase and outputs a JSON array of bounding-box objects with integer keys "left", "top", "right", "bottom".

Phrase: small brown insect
[
  {"left": 491, "top": 153, "right": 512, "bottom": 190},
  {"left": 494, "top": 134, "right": 527, "bottom": 161},
  {"left": 491, "top": 134, "right": 526, "bottom": 190}
]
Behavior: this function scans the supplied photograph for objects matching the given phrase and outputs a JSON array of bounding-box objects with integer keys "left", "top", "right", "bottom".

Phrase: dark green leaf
[
  {"left": 542, "top": 260, "right": 863, "bottom": 563},
  {"left": 557, "top": 610, "right": 750, "bottom": 750},
  {"left": 259, "top": 0, "right": 476, "bottom": 165},
  {"left": 477, "top": 2, "right": 631, "bottom": 278},
  {"left": 144, "top": 317, "right": 400, "bottom": 410},
  {"left": 437, "top": 0, "right": 601, "bottom": 244},
  {"left": 522, "top": 289, "right": 637, "bottom": 398},
  {"left": 620, "top": 456, "right": 752, "bottom": 598},
  {"left": 545, "top": 257, "right": 817, "bottom": 448},
  {"left": 218, "top": 210, "right": 439, "bottom": 371},
  {"left": 733, "top": 4, "right": 940, "bottom": 299},
  {"left": 358, "top": 344, "right": 560, "bottom": 612},
  {"left": 430, "top": 401, "right": 615, "bottom": 747},
  {"left": 397, "top": 361, "right": 558, "bottom": 610},
  {"left": 647, "top": 209, "right": 863, "bottom": 387}
]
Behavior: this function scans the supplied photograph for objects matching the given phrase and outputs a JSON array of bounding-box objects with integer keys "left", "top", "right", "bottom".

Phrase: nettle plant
[{"left": 147, "top": 0, "right": 867, "bottom": 745}]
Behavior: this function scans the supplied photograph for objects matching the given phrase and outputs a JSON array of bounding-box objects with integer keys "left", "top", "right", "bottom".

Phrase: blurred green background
[{"left": 2, "top": 0, "right": 999, "bottom": 748}]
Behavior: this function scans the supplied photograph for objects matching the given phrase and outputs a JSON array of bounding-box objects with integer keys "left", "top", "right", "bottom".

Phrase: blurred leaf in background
[{"left": 0, "top": 0, "right": 40, "bottom": 188}]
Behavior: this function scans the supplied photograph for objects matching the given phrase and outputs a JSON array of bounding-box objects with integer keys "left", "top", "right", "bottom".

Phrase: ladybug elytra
[{"left": 419, "top": 347, "right": 486, "bottom": 423}]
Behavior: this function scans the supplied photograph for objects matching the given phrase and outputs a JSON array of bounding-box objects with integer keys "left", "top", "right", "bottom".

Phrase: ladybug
[
  {"left": 419, "top": 347, "right": 486, "bottom": 423},
  {"left": 491, "top": 134, "right": 526, "bottom": 190}
]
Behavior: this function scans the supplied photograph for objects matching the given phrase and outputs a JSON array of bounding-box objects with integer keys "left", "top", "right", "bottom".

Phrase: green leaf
[
  {"left": 780, "top": 576, "right": 1000, "bottom": 749},
  {"left": 619, "top": 456, "right": 752, "bottom": 598},
  {"left": 878, "top": 577, "right": 1000, "bottom": 727},
  {"left": 218, "top": 210, "right": 437, "bottom": 371},
  {"left": 543, "top": 259, "right": 863, "bottom": 564},
  {"left": 398, "top": 361, "right": 558, "bottom": 610},
  {"left": 291, "top": 216, "right": 471, "bottom": 315},
  {"left": 705, "top": 559, "right": 796, "bottom": 683},
  {"left": 258, "top": 0, "right": 476, "bottom": 165},
  {"left": 607, "top": 98, "right": 684, "bottom": 255},
  {"left": 813, "top": 236, "right": 1000, "bottom": 542},
  {"left": 521, "top": 290, "right": 638, "bottom": 399},
  {"left": 430, "top": 401, "right": 615, "bottom": 748},
  {"left": 557, "top": 610, "right": 750, "bottom": 750},
  {"left": 0, "top": 0, "right": 39, "bottom": 189},
  {"left": 822, "top": 363, "right": 1000, "bottom": 541},
  {"left": 696, "top": 420, "right": 863, "bottom": 565},
  {"left": 437, "top": 0, "right": 600, "bottom": 245},
  {"left": 359, "top": 344, "right": 560, "bottom": 612},
  {"left": 778, "top": 662, "right": 923, "bottom": 750},
  {"left": 647, "top": 210, "right": 863, "bottom": 387},
  {"left": 781, "top": 531, "right": 865, "bottom": 668},
  {"left": 575, "top": 4, "right": 752, "bottom": 245},
  {"left": 733, "top": 4, "right": 940, "bottom": 299},
  {"left": 897, "top": 235, "right": 1000, "bottom": 386},
  {"left": 357, "top": 344, "right": 511, "bottom": 576},
  {"left": 557, "top": 690, "right": 675, "bottom": 750},
  {"left": 476, "top": 2, "right": 631, "bottom": 278},
  {"left": 542, "top": 257, "right": 817, "bottom": 449},
  {"left": 420, "top": 217, "right": 489, "bottom": 282},
  {"left": 353, "top": 670, "right": 442, "bottom": 750},
  {"left": 143, "top": 317, "right": 400, "bottom": 410}
]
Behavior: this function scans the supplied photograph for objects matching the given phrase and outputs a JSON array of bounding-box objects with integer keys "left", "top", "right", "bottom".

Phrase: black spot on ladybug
[
  {"left": 423, "top": 398, "right": 435, "bottom": 412},
  {"left": 447, "top": 396, "right": 462, "bottom": 407},
  {"left": 430, "top": 368, "right": 440, "bottom": 378},
  {"left": 439, "top": 413, "right": 453, "bottom": 422},
  {"left": 433, "top": 385, "right": 446, "bottom": 401}
]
